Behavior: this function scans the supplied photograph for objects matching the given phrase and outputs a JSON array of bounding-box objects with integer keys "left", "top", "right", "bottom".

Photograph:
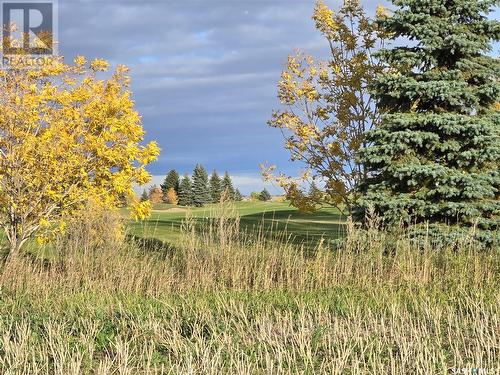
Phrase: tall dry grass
[{"left": 0, "top": 204, "right": 498, "bottom": 374}]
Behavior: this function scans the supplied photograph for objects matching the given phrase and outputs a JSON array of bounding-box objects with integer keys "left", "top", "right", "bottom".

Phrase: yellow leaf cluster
[
  {"left": 312, "top": 1, "right": 338, "bottom": 39},
  {"left": 278, "top": 53, "right": 321, "bottom": 105},
  {"left": 0, "top": 57, "right": 159, "bottom": 248},
  {"left": 376, "top": 5, "right": 388, "bottom": 19},
  {"left": 90, "top": 58, "right": 109, "bottom": 72},
  {"left": 131, "top": 200, "right": 152, "bottom": 221}
]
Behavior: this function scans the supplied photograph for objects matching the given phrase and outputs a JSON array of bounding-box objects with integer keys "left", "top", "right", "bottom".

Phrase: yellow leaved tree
[
  {"left": 166, "top": 188, "right": 179, "bottom": 205},
  {"left": 265, "top": 0, "right": 388, "bottom": 215},
  {"left": 0, "top": 57, "right": 159, "bottom": 259},
  {"left": 148, "top": 186, "right": 164, "bottom": 204}
]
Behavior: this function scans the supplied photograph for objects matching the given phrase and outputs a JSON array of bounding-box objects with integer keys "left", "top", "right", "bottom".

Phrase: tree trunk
[
  {"left": 6, "top": 237, "right": 21, "bottom": 263},
  {"left": 5, "top": 230, "right": 27, "bottom": 263}
]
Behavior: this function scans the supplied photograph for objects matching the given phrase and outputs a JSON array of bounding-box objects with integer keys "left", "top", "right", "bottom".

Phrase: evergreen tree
[
  {"left": 192, "top": 165, "right": 210, "bottom": 207},
  {"left": 259, "top": 189, "right": 272, "bottom": 202},
  {"left": 234, "top": 189, "right": 243, "bottom": 202},
  {"left": 161, "top": 170, "right": 180, "bottom": 196},
  {"left": 209, "top": 170, "right": 222, "bottom": 203},
  {"left": 305, "top": 182, "right": 324, "bottom": 211},
  {"left": 221, "top": 171, "right": 235, "bottom": 200},
  {"left": 140, "top": 189, "right": 149, "bottom": 202},
  {"left": 178, "top": 175, "right": 193, "bottom": 206},
  {"left": 359, "top": 0, "right": 500, "bottom": 244},
  {"left": 309, "top": 182, "right": 322, "bottom": 198}
]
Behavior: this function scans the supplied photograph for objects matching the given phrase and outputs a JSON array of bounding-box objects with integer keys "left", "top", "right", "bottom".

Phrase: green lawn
[{"left": 126, "top": 201, "right": 346, "bottom": 248}]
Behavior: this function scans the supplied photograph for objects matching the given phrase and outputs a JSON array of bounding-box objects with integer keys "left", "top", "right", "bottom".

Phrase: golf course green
[{"left": 126, "top": 201, "right": 346, "bottom": 248}]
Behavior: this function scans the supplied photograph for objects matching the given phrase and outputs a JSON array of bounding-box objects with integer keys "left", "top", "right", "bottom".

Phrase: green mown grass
[{"left": 126, "top": 201, "right": 346, "bottom": 248}]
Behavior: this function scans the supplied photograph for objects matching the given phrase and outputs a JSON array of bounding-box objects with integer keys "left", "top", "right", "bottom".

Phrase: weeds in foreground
[{"left": 0, "top": 206, "right": 498, "bottom": 374}]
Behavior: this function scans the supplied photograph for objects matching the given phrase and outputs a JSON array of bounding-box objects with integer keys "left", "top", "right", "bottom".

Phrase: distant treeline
[{"left": 142, "top": 166, "right": 245, "bottom": 207}]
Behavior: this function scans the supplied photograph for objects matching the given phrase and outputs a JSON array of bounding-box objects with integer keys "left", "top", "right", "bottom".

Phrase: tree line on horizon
[{"left": 142, "top": 166, "right": 245, "bottom": 207}]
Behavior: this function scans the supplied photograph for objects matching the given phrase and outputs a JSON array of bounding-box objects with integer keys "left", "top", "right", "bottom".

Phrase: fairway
[{"left": 126, "top": 201, "right": 346, "bottom": 248}]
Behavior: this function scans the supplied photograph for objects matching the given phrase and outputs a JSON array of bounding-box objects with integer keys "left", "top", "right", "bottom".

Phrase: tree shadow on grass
[
  {"left": 126, "top": 234, "right": 177, "bottom": 258},
  {"left": 128, "top": 208, "right": 347, "bottom": 251},
  {"left": 239, "top": 209, "right": 346, "bottom": 248}
]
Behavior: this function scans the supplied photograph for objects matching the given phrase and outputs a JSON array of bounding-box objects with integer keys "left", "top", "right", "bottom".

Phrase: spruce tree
[
  {"left": 259, "top": 189, "right": 272, "bottom": 202},
  {"left": 359, "top": 0, "right": 499, "bottom": 244},
  {"left": 234, "top": 189, "right": 243, "bottom": 202},
  {"left": 221, "top": 171, "right": 235, "bottom": 200},
  {"left": 192, "top": 165, "right": 210, "bottom": 207},
  {"left": 140, "top": 189, "right": 149, "bottom": 202},
  {"left": 308, "top": 182, "right": 324, "bottom": 208},
  {"left": 178, "top": 175, "right": 193, "bottom": 206},
  {"left": 309, "top": 182, "right": 323, "bottom": 199},
  {"left": 209, "top": 170, "right": 222, "bottom": 203},
  {"left": 161, "top": 170, "right": 180, "bottom": 196}
]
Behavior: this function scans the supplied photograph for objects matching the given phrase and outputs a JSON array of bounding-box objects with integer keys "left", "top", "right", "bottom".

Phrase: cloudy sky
[
  {"left": 52, "top": 0, "right": 369, "bottom": 194},
  {"left": 55, "top": 0, "right": 497, "bottom": 194}
]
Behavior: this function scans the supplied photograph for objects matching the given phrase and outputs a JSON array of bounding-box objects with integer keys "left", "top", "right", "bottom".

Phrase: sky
[
  {"left": 53, "top": 0, "right": 373, "bottom": 194},
  {"left": 53, "top": 1, "right": 497, "bottom": 194}
]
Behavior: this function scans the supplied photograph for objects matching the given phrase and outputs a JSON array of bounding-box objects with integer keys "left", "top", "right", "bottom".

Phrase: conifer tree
[
  {"left": 140, "top": 190, "right": 149, "bottom": 202},
  {"left": 221, "top": 171, "right": 235, "bottom": 200},
  {"left": 192, "top": 165, "right": 210, "bottom": 207},
  {"left": 209, "top": 170, "right": 222, "bottom": 203},
  {"left": 178, "top": 175, "right": 193, "bottom": 206},
  {"left": 359, "top": 0, "right": 500, "bottom": 244},
  {"left": 309, "top": 182, "right": 327, "bottom": 202},
  {"left": 234, "top": 189, "right": 243, "bottom": 202},
  {"left": 259, "top": 189, "right": 272, "bottom": 202},
  {"left": 161, "top": 170, "right": 180, "bottom": 196}
]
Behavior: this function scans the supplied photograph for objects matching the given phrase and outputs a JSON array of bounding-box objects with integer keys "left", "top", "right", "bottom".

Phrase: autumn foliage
[
  {"left": 266, "top": 0, "right": 386, "bottom": 214},
  {"left": 166, "top": 188, "right": 179, "bottom": 205},
  {"left": 148, "top": 186, "right": 164, "bottom": 204},
  {"left": 0, "top": 57, "right": 159, "bottom": 257}
]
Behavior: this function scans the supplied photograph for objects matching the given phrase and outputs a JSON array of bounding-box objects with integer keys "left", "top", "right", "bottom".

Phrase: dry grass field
[{"left": 0, "top": 204, "right": 498, "bottom": 374}]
